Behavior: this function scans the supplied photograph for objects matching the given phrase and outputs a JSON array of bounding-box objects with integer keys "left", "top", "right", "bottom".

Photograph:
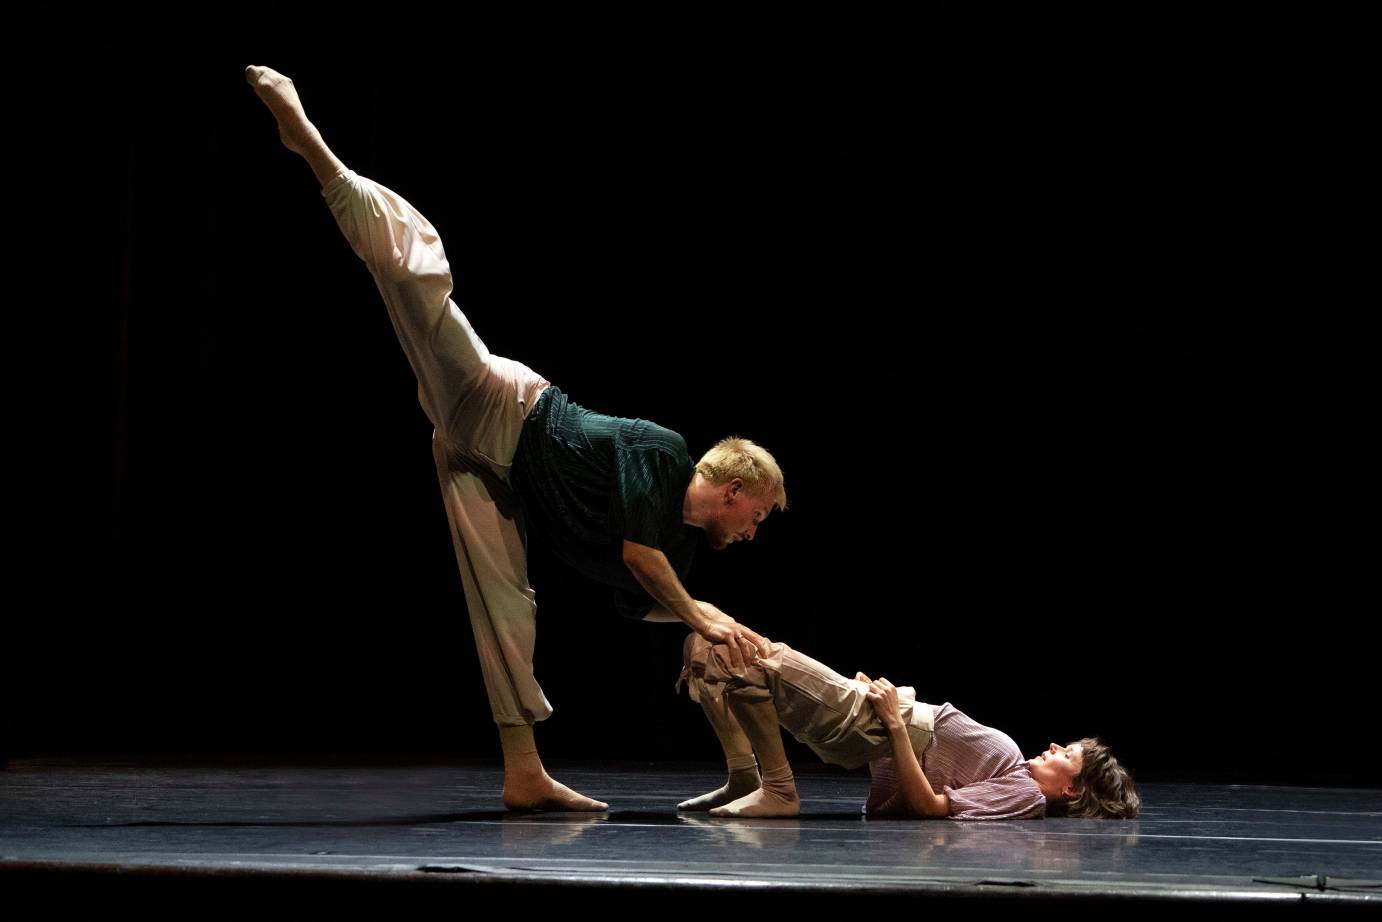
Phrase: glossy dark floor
[{"left": 1, "top": 759, "right": 1377, "bottom": 910}]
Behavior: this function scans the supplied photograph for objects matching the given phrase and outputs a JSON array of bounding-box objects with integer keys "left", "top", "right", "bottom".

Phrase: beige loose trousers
[
  {"left": 321, "top": 168, "right": 553, "bottom": 726},
  {"left": 677, "top": 634, "right": 935, "bottom": 770}
]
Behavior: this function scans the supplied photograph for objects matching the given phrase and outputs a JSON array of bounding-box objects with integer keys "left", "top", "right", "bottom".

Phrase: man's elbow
[
  {"left": 622, "top": 538, "right": 657, "bottom": 567},
  {"left": 640, "top": 604, "right": 682, "bottom": 623},
  {"left": 928, "top": 794, "right": 951, "bottom": 818}
]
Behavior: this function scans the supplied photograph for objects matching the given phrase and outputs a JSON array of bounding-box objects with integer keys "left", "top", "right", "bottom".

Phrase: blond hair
[{"left": 695, "top": 436, "right": 788, "bottom": 512}]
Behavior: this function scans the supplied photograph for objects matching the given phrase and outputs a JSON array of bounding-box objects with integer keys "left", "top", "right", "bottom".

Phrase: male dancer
[{"left": 245, "top": 66, "right": 787, "bottom": 811}]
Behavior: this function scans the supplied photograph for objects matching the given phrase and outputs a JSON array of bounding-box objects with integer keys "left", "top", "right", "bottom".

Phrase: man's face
[
  {"left": 708, "top": 481, "right": 775, "bottom": 551},
  {"left": 1027, "top": 742, "right": 1085, "bottom": 800}
]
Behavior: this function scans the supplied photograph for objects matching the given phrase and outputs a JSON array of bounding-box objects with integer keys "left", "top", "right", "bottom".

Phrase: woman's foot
[
  {"left": 708, "top": 762, "right": 798, "bottom": 817},
  {"left": 707, "top": 784, "right": 800, "bottom": 818},
  {"left": 678, "top": 765, "right": 762, "bottom": 811}
]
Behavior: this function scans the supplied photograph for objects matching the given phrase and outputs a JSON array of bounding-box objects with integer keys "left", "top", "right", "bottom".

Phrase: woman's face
[{"left": 1028, "top": 742, "right": 1085, "bottom": 800}]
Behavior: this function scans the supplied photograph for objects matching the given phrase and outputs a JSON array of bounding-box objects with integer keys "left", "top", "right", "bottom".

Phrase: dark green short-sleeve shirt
[{"left": 508, "top": 385, "right": 699, "bottom": 620}]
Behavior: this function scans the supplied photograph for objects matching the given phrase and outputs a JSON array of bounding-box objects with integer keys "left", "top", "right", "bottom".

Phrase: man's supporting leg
[
  {"left": 497, "top": 725, "right": 607, "bottom": 812},
  {"left": 434, "top": 434, "right": 606, "bottom": 812}
]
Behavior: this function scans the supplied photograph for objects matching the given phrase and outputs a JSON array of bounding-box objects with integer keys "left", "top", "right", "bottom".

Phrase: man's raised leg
[{"left": 248, "top": 64, "right": 603, "bottom": 811}]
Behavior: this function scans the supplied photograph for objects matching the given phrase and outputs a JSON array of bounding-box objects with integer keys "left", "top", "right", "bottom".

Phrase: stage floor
[{"left": 1, "top": 759, "right": 1377, "bottom": 909}]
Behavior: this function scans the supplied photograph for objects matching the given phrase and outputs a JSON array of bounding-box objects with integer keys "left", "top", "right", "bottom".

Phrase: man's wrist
[
  {"left": 696, "top": 601, "right": 732, "bottom": 627},
  {"left": 689, "top": 610, "right": 716, "bottom": 635}
]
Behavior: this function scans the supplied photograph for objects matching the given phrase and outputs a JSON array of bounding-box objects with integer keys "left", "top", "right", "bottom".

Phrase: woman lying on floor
[{"left": 674, "top": 634, "right": 1140, "bottom": 820}]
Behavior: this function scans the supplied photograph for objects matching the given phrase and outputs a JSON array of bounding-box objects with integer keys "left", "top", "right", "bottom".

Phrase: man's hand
[
  {"left": 865, "top": 678, "right": 906, "bottom": 731},
  {"left": 700, "top": 619, "right": 772, "bottom": 675},
  {"left": 854, "top": 671, "right": 873, "bottom": 685}
]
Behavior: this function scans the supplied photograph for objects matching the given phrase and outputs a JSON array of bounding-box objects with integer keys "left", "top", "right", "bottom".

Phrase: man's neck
[{"left": 683, "top": 472, "right": 708, "bottom": 528}]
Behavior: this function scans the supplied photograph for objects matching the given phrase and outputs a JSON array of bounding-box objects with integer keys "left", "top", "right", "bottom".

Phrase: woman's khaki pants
[{"left": 676, "top": 634, "right": 934, "bottom": 770}]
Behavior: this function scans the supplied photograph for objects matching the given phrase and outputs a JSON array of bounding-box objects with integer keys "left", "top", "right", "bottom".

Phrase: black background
[{"left": 10, "top": 45, "right": 1368, "bottom": 790}]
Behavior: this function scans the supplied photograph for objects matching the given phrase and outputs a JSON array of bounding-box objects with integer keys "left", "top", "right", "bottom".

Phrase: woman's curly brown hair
[{"left": 1044, "top": 736, "right": 1141, "bottom": 819}]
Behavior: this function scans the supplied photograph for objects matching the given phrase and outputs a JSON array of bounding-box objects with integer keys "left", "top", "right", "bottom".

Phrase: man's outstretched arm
[{"left": 622, "top": 539, "right": 771, "bottom": 668}]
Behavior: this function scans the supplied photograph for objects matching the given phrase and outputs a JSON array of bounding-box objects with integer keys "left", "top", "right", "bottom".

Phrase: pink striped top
[{"left": 864, "top": 702, "right": 1046, "bottom": 820}]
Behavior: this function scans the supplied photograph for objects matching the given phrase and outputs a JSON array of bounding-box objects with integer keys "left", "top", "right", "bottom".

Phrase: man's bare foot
[
  {"left": 244, "top": 65, "right": 326, "bottom": 158},
  {"left": 708, "top": 784, "right": 800, "bottom": 818},
  {"left": 503, "top": 772, "right": 608, "bottom": 812},
  {"left": 245, "top": 65, "right": 349, "bottom": 188},
  {"left": 678, "top": 766, "right": 762, "bottom": 811}
]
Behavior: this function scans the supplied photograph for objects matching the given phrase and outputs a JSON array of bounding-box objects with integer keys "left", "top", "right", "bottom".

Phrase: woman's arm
[{"left": 866, "top": 678, "right": 949, "bottom": 818}]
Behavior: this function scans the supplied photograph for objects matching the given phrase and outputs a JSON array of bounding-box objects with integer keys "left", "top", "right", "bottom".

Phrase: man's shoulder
[
  {"left": 550, "top": 391, "right": 686, "bottom": 447},
  {"left": 617, "top": 418, "right": 691, "bottom": 463}
]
